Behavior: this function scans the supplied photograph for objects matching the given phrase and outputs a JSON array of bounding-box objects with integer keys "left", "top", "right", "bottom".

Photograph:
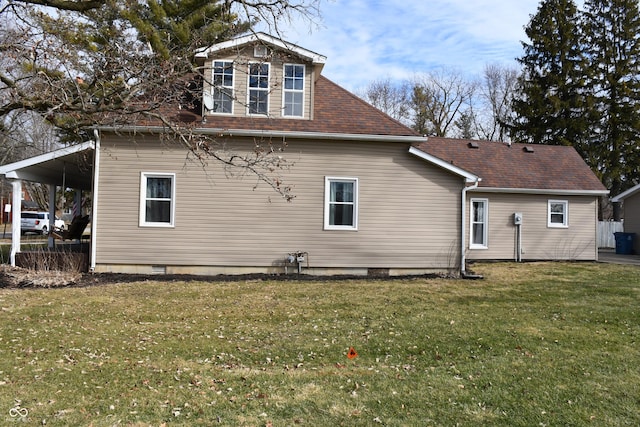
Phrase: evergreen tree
[
  {"left": 582, "top": 0, "right": 640, "bottom": 215},
  {"left": 508, "top": 0, "right": 589, "bottom": 155},
  {"left": 119, "top": 0, "right": 250, "bottom": 60}
]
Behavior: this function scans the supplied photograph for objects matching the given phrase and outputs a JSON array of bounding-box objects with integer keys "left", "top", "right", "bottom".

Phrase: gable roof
[
  {"left": 106, "top": 75, "right": 422, "bottom": 140},
  {"left": 412, "top": 137, "right": 608, "bottom": 195},
  {"left": 200, "top": 76, "right": 421, "bottom": 137},
  {"left": 611, "top": 183, "right": 640, "bottom": 202},
  {"left": 195, "top": 32, "right": 326, "bottom": 73},
  {"left": 99, "top": 32, "right": 422, "bottom": 142}
]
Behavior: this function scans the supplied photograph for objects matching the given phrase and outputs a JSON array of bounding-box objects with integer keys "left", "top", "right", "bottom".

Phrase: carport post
[
  {"left": 48, "top": 184, "right": 56, "bottom": 248},
  {"left": 10, "top": 179, "right": 21, "bottom": 266}
]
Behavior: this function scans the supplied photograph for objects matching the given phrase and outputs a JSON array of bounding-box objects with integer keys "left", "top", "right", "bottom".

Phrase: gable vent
[
  {"left": 467, "top": 142, "right": 479, "bottom": 149},
  {"left": 253, "top": 45, "right": 270, "bottom": 58},
  {"left": 523, "top": 146, "right": 535, "bottom": 153}
]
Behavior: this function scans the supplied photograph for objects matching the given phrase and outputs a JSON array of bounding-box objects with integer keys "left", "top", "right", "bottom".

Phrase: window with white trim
[
  {"left": 324, "top": 177, "right": 358, "bottom": 230},
  {"left": 283, "top": 64, "right": 304, "bottom": 117},
  {"left": 248, "top": 62, "right": 269, "bottom": 114},
  {"left": 548, "top": 200, "right": 568, "bottom": 228},
  {"left": 212, "top": 61, "right": 234, "bottom": 113},
  {"left": 470, "top": 199, "right": 488, "bottom": 248},
  {"left": 140, "top": 173, "right": 175, "bottom": 227}
]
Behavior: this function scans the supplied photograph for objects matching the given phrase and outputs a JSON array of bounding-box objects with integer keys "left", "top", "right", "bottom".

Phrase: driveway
[{"left": 598, "top": 248, "right": 640, "bottom": 266}]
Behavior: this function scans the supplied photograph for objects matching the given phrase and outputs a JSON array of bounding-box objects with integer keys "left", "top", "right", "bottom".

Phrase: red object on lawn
[{"left": 347, "top": 347, "right": 358, "bottom": 359}]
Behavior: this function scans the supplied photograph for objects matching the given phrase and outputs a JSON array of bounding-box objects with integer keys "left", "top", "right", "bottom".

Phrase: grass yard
[{"left": 0, "top": 262, "right": 639, "bottom": 426}]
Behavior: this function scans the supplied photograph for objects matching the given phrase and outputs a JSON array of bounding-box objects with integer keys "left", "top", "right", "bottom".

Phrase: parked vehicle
[{"left": 20, "top": 212, "right": 65, "bottom": 235}]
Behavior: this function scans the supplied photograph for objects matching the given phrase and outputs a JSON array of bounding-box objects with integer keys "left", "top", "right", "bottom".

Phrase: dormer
[{"left": 194, "top": 32, "right": 327, "bottom": 120}]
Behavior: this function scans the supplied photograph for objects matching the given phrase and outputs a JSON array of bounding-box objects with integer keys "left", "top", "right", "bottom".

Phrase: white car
[{"left": 20, "top": 212, "right": 65, "bottom": 235}]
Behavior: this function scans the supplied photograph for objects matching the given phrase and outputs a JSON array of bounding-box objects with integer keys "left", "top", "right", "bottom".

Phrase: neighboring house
[
  {"left": 612, "top": 184, "right": 640, "bottom": 254},
  {"left": 0, "top": 33, "right": 608, "bottom": 275}
]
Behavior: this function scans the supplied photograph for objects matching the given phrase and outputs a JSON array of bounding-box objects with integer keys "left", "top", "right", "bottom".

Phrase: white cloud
[{"left": 274, "top": 0, "right": 561, "bottom": 91}]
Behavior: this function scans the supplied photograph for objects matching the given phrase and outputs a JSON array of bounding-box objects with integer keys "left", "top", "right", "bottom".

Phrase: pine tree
[
  {"left": 508, "top": 0, "right": 590, "bottom": 154},
  {"left": 119, "top": 0, "right": 250, "bottom": 60},
  {"left": 582, "top": 0, "right": 640, "bottom": 217}
]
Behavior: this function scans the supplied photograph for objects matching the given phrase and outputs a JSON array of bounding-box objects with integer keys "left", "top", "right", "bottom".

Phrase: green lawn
[{"left": 0, "top": 262, "right": 638, "bottom": 426}]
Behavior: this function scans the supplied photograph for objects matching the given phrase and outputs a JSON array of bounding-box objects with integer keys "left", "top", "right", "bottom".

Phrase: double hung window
[
  {"left": 324, "top": 177, "right": 358, "bottom": 230},
  {"left": 548, "top": 200, "right": 568, "bottom": 228},
  {"left": 283, "top": 64, "right": 304, "bottom": 117},
  {"left": 212, "top": 61, "right": 234, "bottom": 113},
  {"left": 249, "top": 63, "right": 269, "bottom": 114},
  {"left": 470, "top": 199, "right": 488, "bottom": 248},
  {"left": 140, "top": 173, "right": 175, "bottom": 227}
]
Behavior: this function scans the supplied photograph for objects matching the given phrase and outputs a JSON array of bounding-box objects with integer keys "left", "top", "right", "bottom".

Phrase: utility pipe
[{"left": 461, "top": 178, "right": 480, "bottom": 275}]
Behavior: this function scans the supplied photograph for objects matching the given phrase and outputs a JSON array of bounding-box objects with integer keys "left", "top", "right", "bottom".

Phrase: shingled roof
[
  {"left": 124, "top": 75, "right": 420, "bottom": 138},
  {"left": 413, "top": 137, "right": 608, "bottom": 194}
]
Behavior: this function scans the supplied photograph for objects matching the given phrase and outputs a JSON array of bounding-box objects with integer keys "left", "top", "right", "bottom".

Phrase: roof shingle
[
  {"left": 190, "top": 32, "right": 417, "bottom": 137},
  {"left": 413, "top": 137, "right": 607, "bottom": 193},
  {"left": 153, "top": 76, "right": 420, "bottom": 137}
]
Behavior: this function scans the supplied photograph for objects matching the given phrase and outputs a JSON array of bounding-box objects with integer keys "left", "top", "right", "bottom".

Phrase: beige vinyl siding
[
  {"left": 95, "top": 135, "right": 463, "bottom": 271},
  {"left": 466, "top": 192, "right": 598, "bottom": 261},
  {"left": 203, "top": 46, "right": 312, "bottom": 119},
  {"left": 622, "top": 192, "right": 640, "bottom": 253}
]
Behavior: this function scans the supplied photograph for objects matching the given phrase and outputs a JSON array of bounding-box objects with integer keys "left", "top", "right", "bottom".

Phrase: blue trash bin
[{"left": 614, "top": 232, "right": 635, "bottom": 255}]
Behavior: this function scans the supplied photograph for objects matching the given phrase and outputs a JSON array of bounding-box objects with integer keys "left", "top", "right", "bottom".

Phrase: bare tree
[
  {"left": 357, "top": 78, "right": 411, "bottom": 124},
  {"left": 410, "top": 69, "right": 476, "bottom": 137},
  {"left": 474, "top": 64, "right": 519, "bottom": 142},
  {"left": 0, "top": 0, "right": 321, "bottom": 201}
]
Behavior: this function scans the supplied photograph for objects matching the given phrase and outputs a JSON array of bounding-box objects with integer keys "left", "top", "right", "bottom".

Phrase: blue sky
[{"left": 275, "top": 0, "right": 583, "bottom": 91}]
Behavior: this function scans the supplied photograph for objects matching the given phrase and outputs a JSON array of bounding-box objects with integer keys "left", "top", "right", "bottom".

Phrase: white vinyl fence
[{"left": 598, "top": 221, "right": 624, "bottom": 248}]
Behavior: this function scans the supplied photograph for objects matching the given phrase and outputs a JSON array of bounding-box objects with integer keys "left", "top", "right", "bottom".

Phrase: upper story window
[
  {"left": 248, "top": 63, "right": 269, "bottom": 115},
  {"left": 324, "top": 177, "right": 358, "bottom": 230},
  {"left": 283, "top": 64, "right": 305, "bottom": 117},
  {"left": 212, "top": 61, "right": 234, "bottom": 114},
  {"left": 548, "top": 200, "right": 568, "bottom": 228},
  {"left": 140, "top": 172, "right": 175, "bottom": 227},
  {"left": 470, "top": 198, "right": 488, "bottom": 249}
]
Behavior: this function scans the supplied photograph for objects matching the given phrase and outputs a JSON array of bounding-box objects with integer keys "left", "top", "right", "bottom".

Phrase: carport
[{"left": 0, "top": 141, "right": 95, "bottom": 267}]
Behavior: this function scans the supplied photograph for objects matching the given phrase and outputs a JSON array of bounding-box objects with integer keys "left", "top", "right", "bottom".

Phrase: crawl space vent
[{"left": 151, "top": 265, "right": 167, "bottom": 274}]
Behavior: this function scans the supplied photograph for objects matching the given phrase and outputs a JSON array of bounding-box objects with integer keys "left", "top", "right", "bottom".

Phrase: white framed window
[
  {"left": 211, "top": 61, "right": 234, "bottom": 114},
  {"left": 324, "top": 177, "right": 358, "bottom": 230},
  {"left": 248, "top": 62, "right": 269, "bottom": 115},
  {"left": 283, "top": 64, "right": 304, "bottom": 117},
  {"left": 470, "top": 198, "right": 488, "bottom": 249},
  {"left": 548, "top": 200, "right": 568, "bottom": 228},
  {"left": 140, "top": 173, "right": 175, "bottom": 227}
]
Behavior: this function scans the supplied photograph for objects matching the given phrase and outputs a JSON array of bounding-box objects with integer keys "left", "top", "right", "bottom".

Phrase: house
[
  {"left": 0, "top": 33, "right": 608, "bottom": 276},
  {"left": 612, "top": 184, "right": 640, "bottom": 254}
]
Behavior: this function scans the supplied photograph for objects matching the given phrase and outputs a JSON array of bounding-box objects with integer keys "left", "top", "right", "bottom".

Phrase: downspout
[
  {"left": 89, "top": 129, "right": 101, "bottom": 272},
  {"left": 461, "top": 178, "right": 480, "bottom": 277}
]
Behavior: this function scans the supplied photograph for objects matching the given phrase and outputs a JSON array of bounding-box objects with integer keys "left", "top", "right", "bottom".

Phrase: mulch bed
[{"left": 0, "top": 265, "right": 445, "bottom": 289}]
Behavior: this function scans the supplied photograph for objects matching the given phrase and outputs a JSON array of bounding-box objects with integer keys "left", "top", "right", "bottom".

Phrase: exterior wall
[
  {"left": 94, "top": 135, "right": 464, "bottom": 275},
  {"left": 466, "top": 192, "right": 599, "bottom": 261},
  {"left": 622, "top": 192, "right": 640, "bottom": 254},
  {"left": 202, "top": 45, "right": 314, "bottom": 120}
]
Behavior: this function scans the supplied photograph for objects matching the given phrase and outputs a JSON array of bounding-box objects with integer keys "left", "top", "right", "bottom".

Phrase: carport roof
[{"left": 0, "top": 141, "right": 95, "bottom": 190}]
